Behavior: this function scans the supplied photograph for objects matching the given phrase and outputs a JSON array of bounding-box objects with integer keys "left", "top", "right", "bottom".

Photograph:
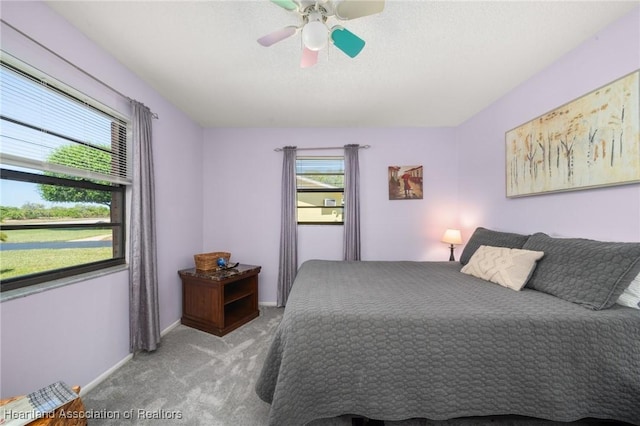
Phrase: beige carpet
[{"left": 82, "top": 307, "right": 630, "bottom": 426}]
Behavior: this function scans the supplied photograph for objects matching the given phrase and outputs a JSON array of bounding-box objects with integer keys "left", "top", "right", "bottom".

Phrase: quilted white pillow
[
  {"left": 616, "top": 273, "right": 640, "bottom": 309},
  {"left": 461, "top": 245, "right": 545, "bottom": 291}
]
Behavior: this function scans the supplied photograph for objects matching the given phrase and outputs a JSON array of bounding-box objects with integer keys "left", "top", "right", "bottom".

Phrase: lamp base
[{"left": 448, "top": 244, "right": 455, "bottom": 262}]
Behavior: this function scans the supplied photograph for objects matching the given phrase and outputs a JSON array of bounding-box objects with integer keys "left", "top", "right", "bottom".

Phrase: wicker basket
[{"left": 194, "top": 251, "right": 231, "bottom": 271}]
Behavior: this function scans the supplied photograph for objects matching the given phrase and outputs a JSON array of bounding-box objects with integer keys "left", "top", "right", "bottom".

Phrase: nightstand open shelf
[
  {"left": 224, "top": 279, "right": 256, "bottom": 305},
  {"left": 178, "top": 264, "right": 261, "bottom": 336}
]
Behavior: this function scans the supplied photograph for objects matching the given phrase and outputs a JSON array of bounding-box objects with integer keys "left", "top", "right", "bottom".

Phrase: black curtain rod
[{"left": 274, "top": 145, "right": 371, "bottom": 152}]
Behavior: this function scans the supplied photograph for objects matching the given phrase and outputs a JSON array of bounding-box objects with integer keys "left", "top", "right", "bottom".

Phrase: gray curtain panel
[
  {"left": 277, "top": 146, "right": 298, "bottom": 307},
  {"left": 343, "top": 144, "right": 361, "bottom": 261},
  {"left": 129, "top": 100, "right": 161, "bottom": 353}
]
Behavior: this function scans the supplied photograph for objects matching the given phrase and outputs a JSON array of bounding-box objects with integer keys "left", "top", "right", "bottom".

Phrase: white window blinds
[{"left": 0, "top": 54, "right": 131, "bottom": 185}]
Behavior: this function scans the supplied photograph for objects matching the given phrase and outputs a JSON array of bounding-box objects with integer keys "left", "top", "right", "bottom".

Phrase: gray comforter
[{"left": 256, "top": 260, "right": 640, "bottom": 425}]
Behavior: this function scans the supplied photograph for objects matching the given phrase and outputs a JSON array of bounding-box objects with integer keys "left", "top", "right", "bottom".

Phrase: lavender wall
[
  {"left": 0, "top": 2, "right": 204, "bottom": 397},
  {"left": 203, "top": 128, "right": 458, "bottom": 303},
  {"left": 456, "top": 7, "right": 640, "bottom": 243}
]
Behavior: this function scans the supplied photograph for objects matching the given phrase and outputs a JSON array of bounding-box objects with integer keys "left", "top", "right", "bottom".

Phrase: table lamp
[{"left": 441, "top": 229, "right": 462, "bottom": 261}]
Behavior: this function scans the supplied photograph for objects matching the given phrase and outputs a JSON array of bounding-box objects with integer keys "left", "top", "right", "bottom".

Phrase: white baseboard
[
  {"left": 161, "top": 319, "right": 181, "bottom": 337},
  {"left": 259, "top": 302, "right": 277, "bottom": 307},
  {"left": 80, "top": 353, "right": 133, "bottom": 397},
  {"left": 80, "top": 319, "right": 181, "bottom": 396}
]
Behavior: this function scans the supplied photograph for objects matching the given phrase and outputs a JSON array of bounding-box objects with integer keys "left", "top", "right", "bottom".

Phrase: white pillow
[
  {"left": 616, "top": 273, "right": 640, "bottom": 309},
  {"left": 461, "top": 245, "right": 545, "bottom": 291}
]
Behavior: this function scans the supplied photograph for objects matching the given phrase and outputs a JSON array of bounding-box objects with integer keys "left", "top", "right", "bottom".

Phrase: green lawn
[
  {"left": 0, "top": 228, "right": 113, "bottom": 280},
  {"left": 1, "top": 228, "right": 111, "bottom": 243},
  {"left": 1, "top": 247, "right": 113, "bottom": 279}
]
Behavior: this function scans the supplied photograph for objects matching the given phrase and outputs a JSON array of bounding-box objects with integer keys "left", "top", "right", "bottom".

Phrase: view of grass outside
[
  {"left": 1, "top": 246, "right": 112, "bottom": 280},
  {"left": 0, "top": 203, "right": 113, "bottom": 280},
  {"left": 2, "top": 227, "right": 110, "bottom": 243},
  {"left": 0, "top": 225, "right": 113, "bottom": 280}
]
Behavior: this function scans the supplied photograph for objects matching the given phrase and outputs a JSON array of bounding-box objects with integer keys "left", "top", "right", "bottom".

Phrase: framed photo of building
[
  {"left": 389, "top": 165, "right": 423, "bottom": 200},
  {"left": 506, "top": 70, "right": 640, "bottom": 197}
]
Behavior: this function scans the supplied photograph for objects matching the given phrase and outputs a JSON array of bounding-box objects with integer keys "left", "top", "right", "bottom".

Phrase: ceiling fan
[{"left": 257, "top": 0, "right": 385, "bottom": 68}]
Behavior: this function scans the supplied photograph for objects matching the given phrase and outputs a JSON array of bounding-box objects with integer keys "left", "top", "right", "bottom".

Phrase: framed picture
[
  {"left": 505, "top": 70, "right": 640, "bottom": 197},
  {"left": 389, "top": 165, "right": 423, "bottom": 200}
]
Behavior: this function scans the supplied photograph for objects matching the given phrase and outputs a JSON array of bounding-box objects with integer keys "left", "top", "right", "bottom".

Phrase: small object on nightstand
[
  {"left": 441, "top": 228, "right": 462, "bottom": 261},
  {"left": 217, "top": 257, "right": 227, "bottom": 268},
  {"left": 194, "top": 251, "right": 231, "bottom": 271}
]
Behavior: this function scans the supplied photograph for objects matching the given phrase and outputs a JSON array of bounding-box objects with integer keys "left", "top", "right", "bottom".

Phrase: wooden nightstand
[{"left": 178, "top": 265, "right": 261, "bottom": 336}]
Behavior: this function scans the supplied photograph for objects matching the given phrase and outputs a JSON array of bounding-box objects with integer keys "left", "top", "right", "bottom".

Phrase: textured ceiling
[{"left": 45, "top": 0, "right": 639, "bottom": 128}]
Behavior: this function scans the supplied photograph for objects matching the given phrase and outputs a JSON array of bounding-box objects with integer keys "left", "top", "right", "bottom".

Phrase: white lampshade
[
  {"left": 441, "top": 229, "right": 462, "bottom": 245},
  {"left": 302, "top": 21, "right": 328, "bottom": 51}
]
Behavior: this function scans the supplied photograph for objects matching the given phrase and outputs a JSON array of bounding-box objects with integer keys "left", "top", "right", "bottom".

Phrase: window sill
[
  {"left": 0, "top": 264, "right": 129, "bottom": 303},
  {"left": 297, "top": 223, "right": 344, "bottom": 226}
]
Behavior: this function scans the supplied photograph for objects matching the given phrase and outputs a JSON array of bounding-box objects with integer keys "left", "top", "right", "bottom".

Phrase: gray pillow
[
  {"left": 523, "top": 233, "right": 640, "bottom": 310},
  {"left": 459, "top": 227, "right": 530, "bottom": 265}
]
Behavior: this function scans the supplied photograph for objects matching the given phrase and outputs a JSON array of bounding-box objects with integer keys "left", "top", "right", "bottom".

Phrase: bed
[{"left": 256, "top": 228, "right": 640, "bottom": 425}]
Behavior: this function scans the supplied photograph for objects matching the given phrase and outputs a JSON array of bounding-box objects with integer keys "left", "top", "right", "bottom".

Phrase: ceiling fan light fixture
[
  {"left": 259, "top": 0, "right": 385, "bottom": 66},
  {"left": 302, "top": 20, "right": 328, "bottom": 51}
]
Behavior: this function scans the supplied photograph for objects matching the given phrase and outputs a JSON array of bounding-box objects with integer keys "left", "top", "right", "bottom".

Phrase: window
[
  {"left": 296, "top": 157, "right": 344, "bottom": 224},
  {"left": 0, "top": 54, "right": 129, "bottom": 292}
]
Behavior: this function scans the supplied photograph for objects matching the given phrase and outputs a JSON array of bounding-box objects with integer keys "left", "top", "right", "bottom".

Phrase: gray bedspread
[{"left": 255, "top": 260, "right": 640, "bottom": 425}]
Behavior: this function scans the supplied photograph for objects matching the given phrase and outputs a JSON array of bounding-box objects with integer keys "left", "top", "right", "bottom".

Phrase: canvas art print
[
  {"left": 389, "top": 165, "right": 423, "bottom": 199},
  {"left": 506, "top": 70, "right": 640, "bottom": 197}
]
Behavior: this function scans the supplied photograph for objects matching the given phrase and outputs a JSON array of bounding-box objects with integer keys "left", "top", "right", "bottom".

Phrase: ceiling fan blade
[
  {"left": 331, "top": 27, "right": 365, "bottom": 58},
  {"left": 335, "top": 0, "right": 384, "bottom": 20},
  {"left": 301, "top": 47, "right": 319, "bottom": 68},
  {"left": 270, "top": 0, "right": 298, "bottom": 11},
  {"left": 257, "top": 26, "right": 298, "bottom": 47}
]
